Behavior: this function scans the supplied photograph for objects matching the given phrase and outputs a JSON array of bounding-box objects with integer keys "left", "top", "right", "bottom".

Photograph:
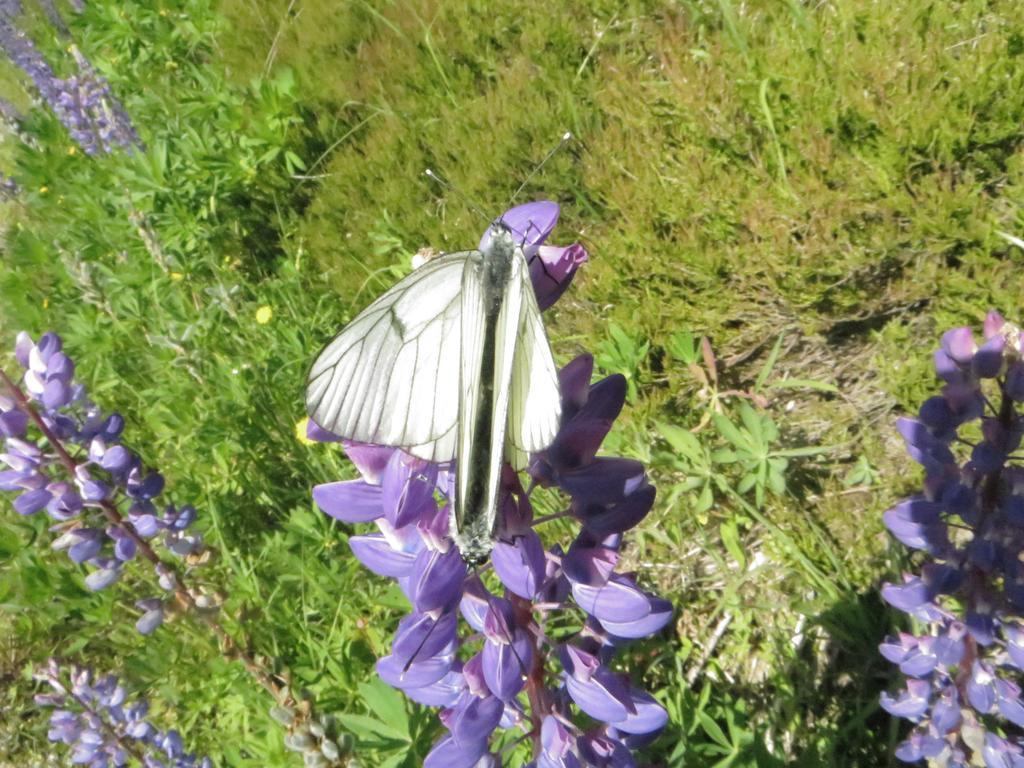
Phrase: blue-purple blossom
[
  {"left": 0, "top": 14, "right": 140, "bottom": 155},
  {"left": 1, "top": 331, "right": 206, "bottom": 634},
  {"left": 36, "top": 660, "right": 212, "bottom": 768},
  {"left": 881, "top": 312, "right": 1024, "bottom": 764},
  {"left": 312, "top": 203, "right": 667, "bottom": 763}
]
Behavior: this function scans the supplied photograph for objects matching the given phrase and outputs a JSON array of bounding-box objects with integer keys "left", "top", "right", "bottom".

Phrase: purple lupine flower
[
  {"left": 0, "top": 172, "right": 17, "bottom": 199},
  {"left": 312, "top": 204, "right": 666, "bottom": 763},
  {"left": 0, "top": 14, "right": 140, "bottom": 155},
  {"left": 35, "top": 660, "right": 212, "bottom": 768},
  {"left": 481, "top": 201, "right": 589, "bottom": 311},
  {"left": 881, "top": 311, "right": 1024, "bottom": 763},
  {"left": 0, "top": 331, "right": 206, "bottom": 635}
]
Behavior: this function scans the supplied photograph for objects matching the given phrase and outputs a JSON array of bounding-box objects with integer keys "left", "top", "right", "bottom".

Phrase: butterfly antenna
[
  {"left": 472, "top": 565, "right": 530, "bottom": 678},
  {"left": 508, "top": 131, "right": 573, "bottom": 206},
  {"left": 424, "top": 168, "right": 492, "bottom": 226},
  {"left": 401, "top": 612, "right": 445, "bottom": 675}
]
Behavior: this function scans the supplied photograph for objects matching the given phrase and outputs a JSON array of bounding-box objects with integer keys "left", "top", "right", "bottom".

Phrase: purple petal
[
  {"left": 42, "top": 378, "right": 70, "bottom": 410},
  {"left": 995, "top": 678, "right": 1024, "bottom": 727},
  {"left": 881, "top": 577, "right": 931, "bottom": 613},
  {"left": 967, "top": 661, "right": 995, "bottom": 713},
  {"left": 941, "top": 327, "right": 975, "bottom": 364},
  {"left": 84, "top": 566, "right": 121, "bottom": 591},
  {"left": 348, "top": 534, "right": 417, "bottom": 577},
  {"left": 114, "top": 535, "right": 137, "bottom": 561},
  {"left": 573, "top": 574, "right": 653, "bottom": 624},
  {"left": 563, "top": 544, "right": 618, "bottom": 587},
  {"left": 577, "top": 484, "right": 656, "bottom": 536},
  {"left": 481, "top": 637, "right": 529, "bottom": 701},
  {"left": 100, "top": 445, "right": 132, "bottom": 474},
  {"left": 424, "top": 733, "right": 490, "bottom": 768},
  {"left": 879, "top": 679, "right": 930, "bottom": 720},
  {"left": 566, "top": 665, "right": 633, "bottom": 723},
  {"left": 559, "top": 355, "right": 595, "bottom": 418},
  {"left": 530, "top": 242, "right": 588, "bottom": 311},
  {"left": 383, "top": 453, "right": 437, "bottom": 529},
  {"left": 135, "top": 608, "right": 164, "bottom": 635},
  {"left": 614, "top": 688, "right": 668, "bottom": 735},
  {"left": 451, "top": 695, "right": 504, "bottom": 745},
  {"left": 882, "top": 499, "right": 947, "bottom": 551},
  {"left": 377, "top": 652, "right": 454, "bottom": 690},
  {"left": 492, "top": 531, "right": 546, "bottom": 599},
  {"left": 306, "top": 419, "right": 342, "bottom": 443},
  {"left": 403, "top": 668, "right": 465, "bottom": 708},
  {"left": 460, "top": 578, "right": 493, "bottom": 632},
  {"left": 480, "top": 201, "right": 560, "bottom": 255},
  {"left": 600, "top": 597, "right": 673, "bottom": 639},
  {"left": 392, "top": 612, "right": 457, "bottom": 668},
  {"left": 557, "top": 458, "right": 646, "bottom": 503},
  {"left": 342, "top": 441, "right": 396, "bottom": 483},
  {"left": 410, "top": 547, "right": 466, "bottom": 613},
  {"left": 313, "top": 480, "right": 383, "bottom": 523},
  {"left": 973, "top": 335, "right": 1005, "bottom": 378},
  {"left": 14, "top": 332, "right": 33, "bottom": 368},
  {"left": 14, "top": 487, "right": 51, "bottom": 515},
  {"left": 0, "top": 409, "right": 28, "bottom": 438}
]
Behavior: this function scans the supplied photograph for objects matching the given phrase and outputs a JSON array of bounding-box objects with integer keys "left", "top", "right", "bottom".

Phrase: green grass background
[{"left": 2, "top": 0, "right": 1024, "bottom": 765}]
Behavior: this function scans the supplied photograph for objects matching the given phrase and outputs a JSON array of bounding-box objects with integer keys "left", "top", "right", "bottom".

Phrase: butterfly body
[{"left": 307, "top": 222, "right": 561, "bottom": 564}]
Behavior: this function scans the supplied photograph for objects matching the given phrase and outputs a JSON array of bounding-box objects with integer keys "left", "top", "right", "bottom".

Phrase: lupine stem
[{"left": 0, "top": 366, "right": 288, "bottom": 702}]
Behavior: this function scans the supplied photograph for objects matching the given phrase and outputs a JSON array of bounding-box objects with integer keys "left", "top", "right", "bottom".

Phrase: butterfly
[{"left": 305, "top": 216, "right": 563, "bottom": 565}]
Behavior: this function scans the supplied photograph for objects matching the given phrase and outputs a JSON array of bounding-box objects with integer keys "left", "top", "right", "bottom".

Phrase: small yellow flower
[
  {"left": 295, "top": 417, "right": 315, "bottom": 446},
  {"left": 169, "top": 272, "right": 184, "bottom": 281},
  {"left": 67, "top": 146, "right": 76, "bottom": 156},
  {"left": 38, "top": 185, "right": 48, "bottom": 194},
  {"left": 159, "top": 8, "right": 168, "bottom": 15},
  {"left": 42, "top": 297, "right": 49, "bottom": 309},
  {"left": 255, "top": 305, "right": 273, "bottom": 325},
  {"left": 165, "top": 60, "right": 177, "bottom": 70}
]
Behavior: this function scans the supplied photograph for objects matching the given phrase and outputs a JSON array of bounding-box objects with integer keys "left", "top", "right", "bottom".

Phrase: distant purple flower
[
  {"left": 1, "top": 331, "right": 206, "bottom": 634},
  {"left": 0, "top": 15, "right": 140, "bottom": 155},
  {"left": 313, "top": 204, "right": 664, "bottom": 763},
  {"left": 881, "top": 312, "right": 1024, "bottom": 763},
  {"left": 0, "top": 172, "right": 17, "bottom": 199},
  {"left": 36, "top": 660, "right": 212, "bottom": 768}
]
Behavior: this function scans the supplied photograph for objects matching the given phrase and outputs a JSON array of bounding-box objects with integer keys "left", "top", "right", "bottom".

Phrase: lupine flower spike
[
  {"left": 313, "top": 203, "right": 669, "bottom": 765},
  {"left": 881, "top": 312, "right": 1024, "bottom": 765},
  {"left": 36, "top": 659, "right": 213, "bottom": 768},
  {"left": 0, "top": 15, "right": 140, "bottom": 155},
  {"left": 0, "top": 331, "right": 205, "bottom": 634}
]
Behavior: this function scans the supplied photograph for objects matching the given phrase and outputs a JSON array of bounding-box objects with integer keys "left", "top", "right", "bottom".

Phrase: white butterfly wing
[
  {"left": 505, "top": 252, "right": 562, "bottom": 469},
  {"left": 306, "top": 251, "right": 482, "bottom": 462}
]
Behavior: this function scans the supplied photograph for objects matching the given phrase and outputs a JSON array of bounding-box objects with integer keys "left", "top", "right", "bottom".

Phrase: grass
[{"left": 1, "top": 0, "right": 1024, "bottom": 765}]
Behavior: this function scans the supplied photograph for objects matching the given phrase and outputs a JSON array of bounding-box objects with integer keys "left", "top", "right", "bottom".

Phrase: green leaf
[
  {"left": 359, "top": 679, "right": 410, "bottom": 739},
  {"left": 335, "top": 713, "right": 410, "bottom": 743},
  {"left": 767, "top": 377, "right": 838, "bottom": 393},
  {"left": 696, "top": 710, "right": 732, "bottom": 749},
  {"left": 657, "top": 422, "right": 704, "bottom": 462},
  {"left": 712, "top": 413, "right": 747, "bottom": 449},
  {"left": 754, "top": 334, "right": 785, "bottom": 392},
  {"left": 719, "top": 519, "right": 747, "bottom": 570}
]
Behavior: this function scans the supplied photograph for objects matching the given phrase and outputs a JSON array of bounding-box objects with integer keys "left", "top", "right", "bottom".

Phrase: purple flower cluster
[
  {"left": 1, "top": 332, "right": 204, "bottom": 634},
  {"left": 0, "top": 171, "right": 18, "bottom": 199},
  {"left": 0, "top": 14, "right": 139, "bottom": 155},
  {"left": 312, "top": 203, "right": 669, "bottom": 766},
  {"left": 36, "top": 659, "right": 212, "bottom": 768},
  {"left": 881, "top": 312, "right": 1024, "bottom": 765}
]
